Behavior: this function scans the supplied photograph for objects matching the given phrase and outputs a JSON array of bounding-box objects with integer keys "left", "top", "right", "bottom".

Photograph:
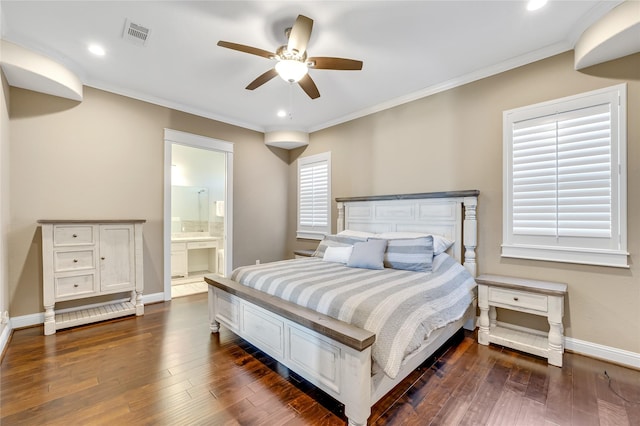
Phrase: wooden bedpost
[
  {"left": 463, "top": 196, "right": 478, "bottom": 277},
  {"left": 208, "top": 285, "right": 220, "bottom": 333},
  {"left": 343, "top": 347, "right": 372, "bottom": 426},
  {"left": 337, "top": 202, "right": 345, "bottom": 233}
]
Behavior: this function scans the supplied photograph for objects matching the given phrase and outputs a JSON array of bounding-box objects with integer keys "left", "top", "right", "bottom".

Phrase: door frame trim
[{"left": 163, "top": 129, "right": 234, "bottom": 301}]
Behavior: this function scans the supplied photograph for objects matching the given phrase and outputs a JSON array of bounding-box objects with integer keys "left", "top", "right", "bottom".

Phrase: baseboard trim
[
  {"left": 0, "top": 323, "right": 12, "bottom": 358},
  {"left": 143, "top": 292, "right": 166, "bottom": 304},
  {"left": 473, "top": 317, "right": 640, "bottom": 370},
  {"left": 10, "top": 312, "right": 44, "bottom": 329},
  {"left": 565, "top": 337, "right": 640, "bottom": 370}
]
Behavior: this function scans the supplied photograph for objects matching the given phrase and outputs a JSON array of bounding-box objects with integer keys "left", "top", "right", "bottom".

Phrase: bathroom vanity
[{"left": 171, "top": 233, "right": 221, "bottom": 278}]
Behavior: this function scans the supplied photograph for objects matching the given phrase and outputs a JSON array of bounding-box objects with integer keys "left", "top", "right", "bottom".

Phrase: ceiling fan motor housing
[{"left": 276, "top": 45, "right": 307, "bottom": 62}]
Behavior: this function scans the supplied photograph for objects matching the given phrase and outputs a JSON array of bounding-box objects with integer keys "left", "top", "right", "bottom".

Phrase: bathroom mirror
[{"left": 171, "top": 186, "right": 209, "bottom": 232}]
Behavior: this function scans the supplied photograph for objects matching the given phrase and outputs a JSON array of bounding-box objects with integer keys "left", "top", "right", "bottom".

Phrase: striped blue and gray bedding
[{"left": 230, "top": 253, "right": 476, "bottom": 378}]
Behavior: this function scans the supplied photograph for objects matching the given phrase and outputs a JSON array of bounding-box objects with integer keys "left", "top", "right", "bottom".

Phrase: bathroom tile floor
[{"left": 171, "top": 279, "right": 208, "bottom": 298}]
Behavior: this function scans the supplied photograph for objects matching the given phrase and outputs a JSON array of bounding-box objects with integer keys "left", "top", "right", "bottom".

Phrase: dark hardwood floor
[{"left": 1, "top": 293, "right": 639, "bottom": 425}]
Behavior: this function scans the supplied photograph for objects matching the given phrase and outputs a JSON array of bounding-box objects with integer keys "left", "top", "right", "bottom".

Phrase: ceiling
[{"left": 0, "top": 1, "right": 624, "bottom": 133}]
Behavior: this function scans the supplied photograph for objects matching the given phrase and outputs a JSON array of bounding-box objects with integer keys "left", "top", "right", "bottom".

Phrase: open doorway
[{"left": 163, "top": 129, "right": 233, "bottom": 301}]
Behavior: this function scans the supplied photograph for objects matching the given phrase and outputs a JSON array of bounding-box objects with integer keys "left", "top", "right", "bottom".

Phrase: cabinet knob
[
  {"left": 73, "top": 259, "right": 78, "bottom": 263},
  {"left": 73, "top": 284, "right": 79, "bottom": 288},
  {"left": 513, "top": 297, "right": 519, "bottom": 301},
  {"left": 72, "top": 234, "right": 78, "bottom": 238},
  {"left": 101, "top": 257, "right": 105, "bottom": 260}
]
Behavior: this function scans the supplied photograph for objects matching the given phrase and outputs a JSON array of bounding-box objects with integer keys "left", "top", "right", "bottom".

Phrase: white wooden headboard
[{"left": 336, "top": 190, "right": 479, "bottom": 276}]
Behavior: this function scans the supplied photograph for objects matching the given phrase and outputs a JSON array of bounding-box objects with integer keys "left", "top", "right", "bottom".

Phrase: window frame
[
  {"left": 502, "top": 84, "right": 628, "bottom": 268},
  {"left": 297, "top": 151, "right": 331, "bottom": 240}
]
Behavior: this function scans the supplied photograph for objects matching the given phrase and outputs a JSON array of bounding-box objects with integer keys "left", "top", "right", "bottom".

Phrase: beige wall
[
  {"left": 8, "top": 86, "right": 290, "bottom": 317},
  {"left": 290, "top": 51, "right": 640, "bottom": 354}
]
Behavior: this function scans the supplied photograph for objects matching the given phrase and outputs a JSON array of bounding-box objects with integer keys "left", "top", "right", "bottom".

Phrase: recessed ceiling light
[
  {"left": 527, "top": 0, "right": 548, "bottom": 11},
  {"left": 88, "top": 44, "right": 106, "bottom": 56},
  {"left": 277, "top": 110, "right": 287, "bottom": 118}
]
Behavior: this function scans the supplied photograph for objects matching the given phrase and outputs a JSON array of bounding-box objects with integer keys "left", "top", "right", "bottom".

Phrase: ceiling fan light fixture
[
  {"left": 275, "top": 59, "right": 308, "bottom": 82},
  {"left": 527, "top": 0, "right": 548, "bottom": 11}
]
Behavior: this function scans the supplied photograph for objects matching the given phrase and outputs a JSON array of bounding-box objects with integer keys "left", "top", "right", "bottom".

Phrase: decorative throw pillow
[
  {"left": 375, "top": 232, "right": 453, "bottom": 255},
  {"left": 313, "top": 234, "right": 367, "bottom": 258},
  {"left": 378, "top": 236, "right": 434, "bottom": 272},
  {"left": 346, "top": 239, "right": 387, "bottom": 270},
  {"left": 322, "top": 246, "right": 353, "bottom": 264}
]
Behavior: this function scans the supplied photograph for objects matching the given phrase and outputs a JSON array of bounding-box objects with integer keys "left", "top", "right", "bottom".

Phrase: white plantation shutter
[
  {"left": 512, "top": 105, "right": 612, "bottom": 238},
  {"left": 503, "top": 84, "right": 628, "bottom": 268},
  {"left": 297, "top": 152, "right": 331, "bottom": 239}
]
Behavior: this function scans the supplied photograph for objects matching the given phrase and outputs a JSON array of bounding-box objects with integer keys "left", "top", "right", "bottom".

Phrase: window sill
[
  {"left": 296, "top": 231, "right": 326, "bottom": 241},
  {"left": 501, "top": 245, "right": 629, "bottom": 268}
]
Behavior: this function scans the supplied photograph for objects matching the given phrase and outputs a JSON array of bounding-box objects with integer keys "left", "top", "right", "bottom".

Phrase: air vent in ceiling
[{"left": 123, "top": 19, "right": 150, "bottom": 46}]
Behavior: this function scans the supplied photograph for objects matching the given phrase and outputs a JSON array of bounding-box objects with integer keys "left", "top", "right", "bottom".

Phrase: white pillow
[
  {"left": 322, "top": 245, "right": 353, "bottom": 263},
  {"left": 375, "top": 232, "right": 454, "bottom": 255},
  {"left": 337, "top": 229, "right": 377, "bottom": 239}
]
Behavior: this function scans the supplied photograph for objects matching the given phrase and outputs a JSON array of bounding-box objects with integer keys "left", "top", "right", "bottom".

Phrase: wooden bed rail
[{"left": 205, "top": 274, "right": 376, "bottom": 351}]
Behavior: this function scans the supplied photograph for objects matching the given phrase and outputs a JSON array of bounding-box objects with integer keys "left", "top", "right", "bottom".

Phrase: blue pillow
[{"left": 346, "top": 239, "right": 387, "bottom": 270}]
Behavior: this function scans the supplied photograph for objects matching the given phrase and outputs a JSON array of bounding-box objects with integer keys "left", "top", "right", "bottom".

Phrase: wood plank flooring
[{"left": 2, "top": 293, "right": 639, "bottom": 425}]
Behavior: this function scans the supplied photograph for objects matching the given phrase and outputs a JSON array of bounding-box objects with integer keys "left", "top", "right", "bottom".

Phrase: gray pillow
[
  {"left": 346, "top": 239, "right": 387, "bottom": 270},
  {"left": 377, "top": 236, "right": 434, "bottom": 272}
]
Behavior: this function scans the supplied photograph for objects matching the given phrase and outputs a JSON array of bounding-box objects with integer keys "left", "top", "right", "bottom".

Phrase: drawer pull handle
[
  {"left": 73, "top": 259, "right": 78, "bottom": 263},
  {"left": 72, "top": 234, "right": 78, "bottom": 238},
  {"left": 73, "top": 284, "right": 79, "bottom": 288},
  {"left": 101, "top": 257, "right": 105, "bottom": 260},
  {"left": 513, "top": 297, "right": 519, "bottom": 301}
]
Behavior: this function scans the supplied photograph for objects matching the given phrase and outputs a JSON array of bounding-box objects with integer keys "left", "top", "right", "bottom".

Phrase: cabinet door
[
  {"left": 99, "top": 224, "right": 135, "bottom": 292},
  {"left": 171, "top": 244, "right": 187, "bottom": 278}
]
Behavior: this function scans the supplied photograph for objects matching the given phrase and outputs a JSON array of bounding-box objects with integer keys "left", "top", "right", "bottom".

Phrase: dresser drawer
[
  {"left": 54, "top": 225, "right": 95, "bottom": 246},
  {"left": 488, "top": 287, "right": 547, "bottom": 313},
  {"left": 54, "top": 249, "right": 95, "bottom": 272},
  {"left": 187, "top": 240, "right": 216, "bottom": 249},
  {"left": 55, "top": 274, "right": 96, "bottom": 299}
]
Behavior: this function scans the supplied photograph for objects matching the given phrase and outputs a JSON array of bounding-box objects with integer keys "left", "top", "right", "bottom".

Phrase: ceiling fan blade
[
  {"left": 217, "top": 41, "right": 274, "bottom": 59},
  {"left": 246, "top": 68, "right": 279, "bottom": 90},
  {"left": 298, "top": 74, "right": 320, "bottom": 99},
  {"left": 287, "top": 15, "right": 313, "bottom": 55},
  {"left": 308, "top": 57, "right": 363, "bottom": 70}
]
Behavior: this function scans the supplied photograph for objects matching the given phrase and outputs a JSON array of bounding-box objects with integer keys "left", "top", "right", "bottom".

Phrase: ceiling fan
[{"left": 217, "top": 14, "right": 363, "bottom": 99}]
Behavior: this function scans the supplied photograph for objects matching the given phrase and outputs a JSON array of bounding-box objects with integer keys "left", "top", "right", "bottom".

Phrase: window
[
  {"left": 297, "top": 152, "right": 331, "bottom": 240},
  {"left": 503, "top": 84, "right": 627, "bottom": 268}
]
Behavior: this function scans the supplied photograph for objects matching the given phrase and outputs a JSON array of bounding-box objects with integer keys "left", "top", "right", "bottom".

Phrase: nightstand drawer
[{"left": 488, "top": 287, "right": 547, "bottom": 313}]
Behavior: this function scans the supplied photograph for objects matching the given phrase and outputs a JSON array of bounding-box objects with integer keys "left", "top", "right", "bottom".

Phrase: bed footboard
[{"left": 206, "top": 275, "right": 375, "bottom": 425}]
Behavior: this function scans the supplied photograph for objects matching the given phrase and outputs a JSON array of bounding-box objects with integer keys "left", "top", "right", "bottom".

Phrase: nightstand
[
  {"left": 476, "top": 274, "right": 567, "bottom": 367},
  {"left": 293, "top": 249, "right": 315, "bottom": 258}
]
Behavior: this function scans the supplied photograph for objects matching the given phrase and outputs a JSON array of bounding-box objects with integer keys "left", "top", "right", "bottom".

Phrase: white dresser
[{"left": 39, "top": 219, "right": 145, "bottom": 335}]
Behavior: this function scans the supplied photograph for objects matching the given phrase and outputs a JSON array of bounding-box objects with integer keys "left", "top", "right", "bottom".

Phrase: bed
[{"left": 205, "top": 190, "right": 479, "bottom": 425}]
